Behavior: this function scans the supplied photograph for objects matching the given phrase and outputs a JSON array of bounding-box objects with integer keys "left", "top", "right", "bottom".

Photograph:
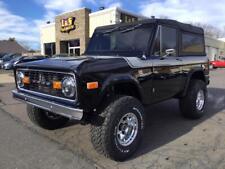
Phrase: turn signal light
[
  {"left": 22, "top": 76, "right": 30, "bottom": 84},
  {"left": 87, "top": 82, "right": 99, "bottom": 90},
  {"left": 53, "top": 81, "right": 62, "bottom": 90}
]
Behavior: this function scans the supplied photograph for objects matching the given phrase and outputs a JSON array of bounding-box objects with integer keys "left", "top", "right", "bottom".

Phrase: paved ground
[
  {"left": 0, "top": 108, "right": 95, "bottom": 169},
  {"left": 0, "top": 70, "right": 14, "bottom": 84},
  {"left": 0, "top": 69, "right": 225, "bottom": 169}
]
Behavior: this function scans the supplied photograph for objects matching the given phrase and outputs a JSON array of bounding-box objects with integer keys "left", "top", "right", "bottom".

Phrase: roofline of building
[
  {"left": 218, "top": 38, "right": 225, "bottom": 42},
  {"left": 40, "top": 22, "right": 55, "bottom": 28},
  {"left": 55, "top": 7, "right": 90, "bottom": 17},
  {"left": 41, "top": 7, "right": 148, "bottom": 27},
  {"left": 89, "top": 7, "right": 147, "bottom": 19},
  {"left": 205, "top": 35, "right": 225, "bottom": 42}
]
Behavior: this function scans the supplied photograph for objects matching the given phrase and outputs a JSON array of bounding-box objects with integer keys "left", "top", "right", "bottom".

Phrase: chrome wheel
[
  {"left": 116, "top": 112, "right": 138, "bottom": 146},
  {"left": 196, "top": 90, "right": 205, "bottom": 111}
]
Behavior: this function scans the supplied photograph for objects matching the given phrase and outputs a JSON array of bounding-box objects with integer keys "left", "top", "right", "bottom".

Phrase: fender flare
[
  {"left": 181, "top": 69, "right": 206, "bottom": 97},
  {"left": 97, "top": 74, "right": 144, "bottom": 105}
]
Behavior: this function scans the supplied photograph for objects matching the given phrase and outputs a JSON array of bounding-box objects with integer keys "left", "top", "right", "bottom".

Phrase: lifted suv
[{"left": 12, "top": 19, "right": 209, "bottom": 161}]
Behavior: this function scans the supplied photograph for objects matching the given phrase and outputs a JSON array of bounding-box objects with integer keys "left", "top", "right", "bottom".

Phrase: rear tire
[
  {"left": 179, "top": 80, "right": 207, "bottom": 119},
  {"left": 27, "top": 105, "right": 69, "bottom": 130},
  {"left": 91, "top": 96, "right": 145, "bottom": 161}
]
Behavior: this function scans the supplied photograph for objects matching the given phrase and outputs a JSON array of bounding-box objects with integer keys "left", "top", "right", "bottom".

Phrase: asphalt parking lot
[{"left": 0, "top": 69, "right": 225, "bottom": 169}]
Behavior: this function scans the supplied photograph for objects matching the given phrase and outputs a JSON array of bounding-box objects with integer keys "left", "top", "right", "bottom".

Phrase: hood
[
  {"left": 15, "top": 56, "right": 129, "bottom": 73},
  {"left": 15, "top": 56, "right": 90, "bottom": 71}
]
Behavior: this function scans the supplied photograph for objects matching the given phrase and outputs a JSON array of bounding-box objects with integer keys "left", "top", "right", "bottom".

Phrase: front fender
[{"left": 98, "top": 74, "right": 143, "bottom": 105}]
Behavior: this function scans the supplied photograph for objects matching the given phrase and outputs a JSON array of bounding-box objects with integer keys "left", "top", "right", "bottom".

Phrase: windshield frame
[{"left": 85, "top": 23, "right": 156, "bottom": 57}]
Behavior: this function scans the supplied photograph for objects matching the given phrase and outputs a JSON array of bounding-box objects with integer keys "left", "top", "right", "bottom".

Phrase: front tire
[
  {"left": 27, "top": 105, "right": 69, "bottom": 130},
  {"left": 91, "top": 96, "right": 145, "bottom": 161},
  {"left": 179, "top": 80, "right": 207, "bottom": 119}
]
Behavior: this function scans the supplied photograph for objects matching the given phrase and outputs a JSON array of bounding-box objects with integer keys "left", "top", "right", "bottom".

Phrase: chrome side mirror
[
  {"left": 166, "top": 49, "right": 176, "bottom": 55},
  {"left": 161, "top": 49, "right": 176, "bottom": 59}
]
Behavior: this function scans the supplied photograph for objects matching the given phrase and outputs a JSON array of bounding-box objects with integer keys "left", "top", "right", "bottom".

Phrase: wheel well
[
  {"left": 113, "top": 83, "right": 141, "bottom": 101},
  {"left": 179, "top": 71, "right": 206, "bottom": 98},
  {"left": 190, "top": 71, "right": 206, "bottom": 82}
]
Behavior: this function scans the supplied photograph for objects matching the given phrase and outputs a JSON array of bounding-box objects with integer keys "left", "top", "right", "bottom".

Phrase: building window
[
  {"left": 44, "top": 43, "right": 56, "bottom": 56},
  {"left": 181, "top": 33, "right": 205, "bottom": 55},
  {"left": 60, "top": 39, "right": 80, "bottom": 56},
  {"left": 120, "top": 13, "right": 138, "bottom": 23}
]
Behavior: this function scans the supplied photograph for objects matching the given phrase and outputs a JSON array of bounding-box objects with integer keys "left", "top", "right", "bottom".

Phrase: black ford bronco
[{"left": 12, "top": 19, "right": 209, "bottom": 161}]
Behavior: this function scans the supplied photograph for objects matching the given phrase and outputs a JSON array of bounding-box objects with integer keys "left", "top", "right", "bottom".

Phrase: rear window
[{"left": 181, "top": 33, "right": 205, "bottom": 55}]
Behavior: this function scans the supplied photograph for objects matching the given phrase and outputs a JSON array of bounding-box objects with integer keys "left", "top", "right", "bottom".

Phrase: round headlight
[
  {"left": 62, "top": 77, "right": 76, "bottom": 98},
  {"left": 16, "top": 71, "right": 24, "bottom": 87}
]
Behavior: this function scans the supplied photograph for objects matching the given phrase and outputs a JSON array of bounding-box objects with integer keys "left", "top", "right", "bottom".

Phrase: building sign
[{"left": 61, "top": 17, "right": 76, "bottom": 33}]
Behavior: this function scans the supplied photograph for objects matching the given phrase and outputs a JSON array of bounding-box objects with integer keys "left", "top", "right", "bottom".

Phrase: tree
[{"left": 190, "top": 22, "right": 225, "bottom": 38}]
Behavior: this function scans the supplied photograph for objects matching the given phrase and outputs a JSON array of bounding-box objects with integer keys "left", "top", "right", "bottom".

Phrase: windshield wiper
[
  {"left": 102, "top": 26, "right": 120, "bottom": 34},
  {"left": 120, "top": 24, "right": 143, "bottom": 33}
]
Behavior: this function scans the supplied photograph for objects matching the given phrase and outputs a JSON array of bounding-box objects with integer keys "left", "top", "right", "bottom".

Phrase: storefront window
[
  {"left": 44, "top": 43, "right": 56, "bottom": 56},
  {"left": 60, "top": 39, "right": 80, "bottom": 56}
]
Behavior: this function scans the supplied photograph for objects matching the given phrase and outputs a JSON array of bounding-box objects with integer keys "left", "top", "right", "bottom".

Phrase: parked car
[
  {"left": 0, "top": 53, "right": 19, "bottom": 69},
  {"left": 210, "top": 57, "right": 225, "bottom": 69},
  {"left": 0, "top": 53, "right": 7, "bottom": 59},
  {"left": 12, "top": 19, "right": 209, "bottom": 161},
  {"left": 2, "top": 55, "right": 25, "bottom": 70},
  {"left": 17, "top": 55, "right": 48, "bottom": 64}
]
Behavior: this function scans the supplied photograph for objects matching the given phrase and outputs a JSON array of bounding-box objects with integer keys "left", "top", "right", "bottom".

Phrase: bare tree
[{"left": 191, "top": 22, "right": 225, "bottom": 38}]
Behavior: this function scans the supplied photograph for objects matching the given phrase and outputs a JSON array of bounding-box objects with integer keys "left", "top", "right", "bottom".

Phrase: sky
[{"left": 0, "top": 0, "right": 225, "bottom": 50}]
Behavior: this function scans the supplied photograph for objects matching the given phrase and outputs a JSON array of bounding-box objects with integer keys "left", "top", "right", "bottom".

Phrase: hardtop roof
[{"left": 95, "top": 19, "right": 204, "bottom": 35}]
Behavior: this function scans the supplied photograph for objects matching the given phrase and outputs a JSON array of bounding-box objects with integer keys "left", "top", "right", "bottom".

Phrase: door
[
  {"left": 68, "top": 39, "right": 80, "bottom": 56},
  {"left": 68, "top": 47, "right": 80, "bottom": 56},
  {"left": 151, "top": 25, "right": 183, "bottom": 102}
]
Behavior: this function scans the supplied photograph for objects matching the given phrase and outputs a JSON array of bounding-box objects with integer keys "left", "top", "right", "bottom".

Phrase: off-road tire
[
  {"left": 180, "top": 80, "right": 207, "bottom": 119},
  {"left": 91, "top": 96, "right": 145, "bottom": 161},
  {"left": 27, "top": 105, "right": 69, "bottom": 130}
]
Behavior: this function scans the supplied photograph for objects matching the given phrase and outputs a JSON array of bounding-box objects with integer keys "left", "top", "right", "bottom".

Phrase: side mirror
[
  {"left": 165, "top": 49, "right": 176, "bottom": 56},
  {"left": 161, "top": 49, "right": 176, "bottom": 59}
]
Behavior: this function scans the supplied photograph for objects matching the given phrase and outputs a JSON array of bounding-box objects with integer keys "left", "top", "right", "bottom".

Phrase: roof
[
  {"left": 0, "top": 40, "right": 28, "bottom": 54},
  {"left": 96, "top": 19, "right": 204, "bottom": 34},
  {"left": 89, "top": 7, "right": 147, "bottom": 19},
  {"left": 56, "top": 7, "right": 91, "bottom": 17},
  {"left": 40, "top": 22, "right": 55, "bottom": 28}
]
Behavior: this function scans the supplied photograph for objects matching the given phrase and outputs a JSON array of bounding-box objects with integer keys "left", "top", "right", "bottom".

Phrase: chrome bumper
[{"left": 12, "top": 90, "right": 83, "bottom": 120}]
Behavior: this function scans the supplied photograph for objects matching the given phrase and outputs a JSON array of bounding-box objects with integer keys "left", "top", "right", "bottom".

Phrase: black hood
[
  {"left": 16, "top": 56, "right": 90, "bottom": 71},
  {"left": 15, "top": 56, "right": 129, "bottom": 73}
]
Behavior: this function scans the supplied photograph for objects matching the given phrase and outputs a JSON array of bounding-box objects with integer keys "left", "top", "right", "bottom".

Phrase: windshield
[{"left": 86, "top": 24, "right": 154, "bottom": 57}]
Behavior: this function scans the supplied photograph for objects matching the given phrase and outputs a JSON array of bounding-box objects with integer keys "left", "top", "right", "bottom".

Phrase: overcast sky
[{"left": 0, "top": 0, "right": 224, "bottom": 50}]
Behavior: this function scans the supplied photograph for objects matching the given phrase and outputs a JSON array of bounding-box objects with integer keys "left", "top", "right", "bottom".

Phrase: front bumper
[{"left": 12, "top": 90, "right": 83, "bottom": 120}]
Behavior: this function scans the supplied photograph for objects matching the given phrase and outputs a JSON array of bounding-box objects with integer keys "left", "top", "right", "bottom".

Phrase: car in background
[
  {"left": 0, "top": 53, "right": 19, "bottom": 69},
  {"left": 210, "top": 57, "right": 225, "bottom": 69},
  {"left": 0, "top": 53, "right": 7, "bottom": 59},
  {"left": 15, "top": 55, "right": 49, "bottom": 66},
  {"left": 2, "top": 55, "right": 25, "bottom": 70}
]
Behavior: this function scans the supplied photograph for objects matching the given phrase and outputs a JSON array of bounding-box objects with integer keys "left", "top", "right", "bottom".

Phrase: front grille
[{"left": 18, "top": 69, "right": 76, "bottom": 100}]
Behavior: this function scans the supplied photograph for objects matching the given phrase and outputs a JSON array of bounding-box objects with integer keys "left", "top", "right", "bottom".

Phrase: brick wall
[{"left": 55, "top": 8, "right": 91, "bottom": 55}]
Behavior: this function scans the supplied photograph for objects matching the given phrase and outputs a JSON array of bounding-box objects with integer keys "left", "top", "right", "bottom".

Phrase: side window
[
  {"left": 153, "top": 26, "right": 177, "bottom": 57},
  {"left": 181, "top": 33, "right": 204, "bottom": 55}
]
